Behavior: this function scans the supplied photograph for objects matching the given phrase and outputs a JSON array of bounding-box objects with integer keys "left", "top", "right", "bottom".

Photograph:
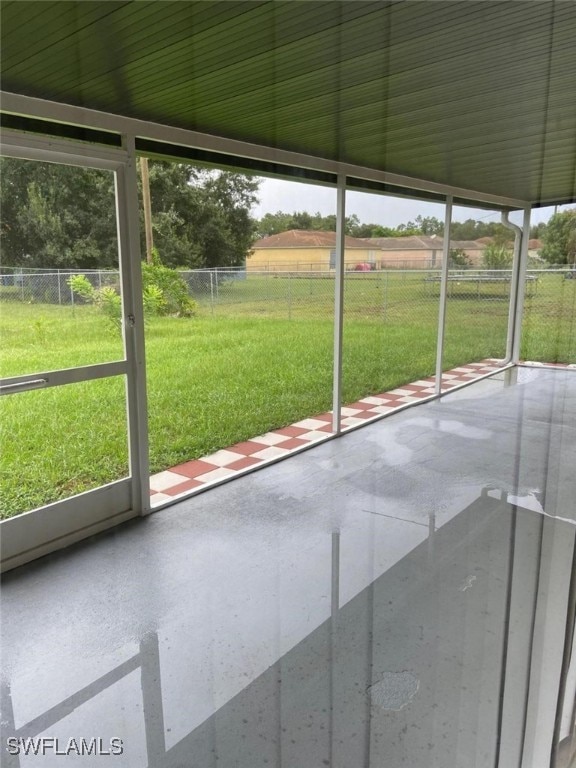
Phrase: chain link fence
[
  {"left": 342, "top": 269, "right": 442, "bottom": 400},
  {"left": 0, "top": 268, "right": 119, "bottom": 306},
  {"left": 444, "top": 268, "right": 513, "bottom": 366},
  {"left": 522, "top": 269, "right": 576, "bottom": 363},
  {"left": 181, "top": 267, "right": 335, "bottom": 319},
  {"left": 1, "top": 265, "right": 574, "bottom": 363}
]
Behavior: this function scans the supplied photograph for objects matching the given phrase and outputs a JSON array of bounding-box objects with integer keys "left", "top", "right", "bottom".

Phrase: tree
[
  {"left": 255, "top": 210, "right": 318, "bottom": 237},
  {"left": 141, "top": 162, "right": 260, "bottom": 269},
  {"left": 539, "top": 208, "right": 576, "bottom": 266},
  {"left": 530, "top": 221, "right": 547, "bottom": 240},
  {"left": 449, "top": 218, "right": 482, "bottom": 240},
  {"left": 0, "top": 158, "right": 118, "bottom": 268},
  {"left": 0, "top": 157, "right": 260, "bottom": 269},
  {"left": 347, "top": 222, "right": 401, "bottom": 238},
  {"left": 396, "top": 221, "right": 428, "bottom": 236},
  {"left": 255, "top": 210, "right": 352, "bottom": 236},
  {"left": 393, "top": 214, "right": 444, "bottom": 236},
  {"left": 449, "top": 218, "right": 513, "bottom": 244},
  {"left": 255, "top": 210, "right": 416, "bottom": 239},
  {"left": 414, "top": 215, "right": 444, "bottom": 235},
  {"left": 254, "top": 210, "right": 519, "bottom": 241},
  {"left": 256, "top": 211, "right": 293, "bottom": 236}
]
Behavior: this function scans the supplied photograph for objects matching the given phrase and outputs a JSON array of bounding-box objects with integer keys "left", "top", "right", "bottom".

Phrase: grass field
[{"left": 1, "top": 271, "right": 574, "bottom": 517}]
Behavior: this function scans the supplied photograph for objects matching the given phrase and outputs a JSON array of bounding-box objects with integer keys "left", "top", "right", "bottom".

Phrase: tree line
[
  {"left": 256, "top": 209, "right": 569, "bottom": 260},
  {"left": 0, "top": 158, "right": 259, "bottom": 270},
  {"left": 1, "top": 157, "right": 574, "bottom": 268}
]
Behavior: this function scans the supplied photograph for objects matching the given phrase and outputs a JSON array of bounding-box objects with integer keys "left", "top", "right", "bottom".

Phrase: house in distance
[{"left": 248, "top": 230, "right": 486, "bottom": 271}]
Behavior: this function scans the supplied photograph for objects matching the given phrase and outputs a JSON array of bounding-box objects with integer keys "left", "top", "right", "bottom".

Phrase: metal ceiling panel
[{"left": 1, "top": 0, "right": 575, "bottom": 205}]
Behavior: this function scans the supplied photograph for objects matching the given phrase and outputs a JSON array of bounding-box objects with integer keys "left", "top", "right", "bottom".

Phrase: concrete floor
[{"left": 1, "top": 367, "right": 575, "bottom": 767}]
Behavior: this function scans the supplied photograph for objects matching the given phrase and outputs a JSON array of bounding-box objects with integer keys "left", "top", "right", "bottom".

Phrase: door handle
[{"left": 0, "top": 378, "right": 48, "bottom": 395}]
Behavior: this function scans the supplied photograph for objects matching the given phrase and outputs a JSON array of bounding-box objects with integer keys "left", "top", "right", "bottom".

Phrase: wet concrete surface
[{"left": 1, "top": 367, "right": 575, "bottom": 767}]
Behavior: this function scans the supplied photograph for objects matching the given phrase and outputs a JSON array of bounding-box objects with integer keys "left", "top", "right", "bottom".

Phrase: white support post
[
  {"left": 434, "top": 196, "right": 453, "bottom": 394},
  {"left": 332, "top": 175, "right": 346, "bottom": 434},
  {"left": 116, "top": 134, "right": 150, "bottom": 515},
  {"left": 501, "top": 212, "right": 523, "bottom": 363},
  {"left": 511, "top": 207, "right": 531, "bottom": 364}
]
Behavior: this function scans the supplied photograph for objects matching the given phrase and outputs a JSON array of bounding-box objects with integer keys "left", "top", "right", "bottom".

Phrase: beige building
[
  {"left": 363, "top": 236, "right": 485, "bottom": 268},
  {"left": 249, "top": 231, "right": 486, "bottom": 271},
  {"left": 248, "top": 230, "right": 378, "bottom": 272}
]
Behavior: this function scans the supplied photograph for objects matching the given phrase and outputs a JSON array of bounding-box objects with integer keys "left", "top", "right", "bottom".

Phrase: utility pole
[{"left": 140, "top": 156, "right": 154, "bottom": 264}]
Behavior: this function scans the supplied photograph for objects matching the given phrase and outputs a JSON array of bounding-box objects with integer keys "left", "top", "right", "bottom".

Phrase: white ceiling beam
[{"left": 0, "top": 91, "right": 529, "bottom": 209}]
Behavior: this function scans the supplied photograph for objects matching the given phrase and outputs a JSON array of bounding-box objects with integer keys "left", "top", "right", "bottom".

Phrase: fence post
[
  {"left": 383, "top": 270, "right": 389, "bottom": 322},
  {"left": 288, "top": 271, "right": 292, "bottom": 320},
  {"left": 57, "top": 270, "right": 62, "bottom": 305},
  {"left": 98, "top": 270, "right": 102, "bottom": 290},
  {"left": 70, "top": 281, "right": 75, "bottom": 314},
  {"left": 209, "top": 271, "right": 214, "bottom": 316}
]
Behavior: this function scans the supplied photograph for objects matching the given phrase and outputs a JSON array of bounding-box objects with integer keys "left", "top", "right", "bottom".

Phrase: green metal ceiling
[{"left": 1, "top": 0, "right": 575, "bottom": 205}]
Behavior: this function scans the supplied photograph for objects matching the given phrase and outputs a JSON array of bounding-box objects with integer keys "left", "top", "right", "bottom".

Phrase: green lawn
[{"left": 1, "top": 271, "right": 573, "bottom": 517}]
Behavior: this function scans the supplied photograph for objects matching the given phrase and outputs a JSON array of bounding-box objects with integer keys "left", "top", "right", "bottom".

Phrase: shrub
[
  {"left": 67, "top": 274, "right": 121, "bottom": 331},
  {"left": 482, "top": 243, "right": 513, "bottom": 270},
  {"left": 142, "top": 283, "right": 167, "bottom": 315},
  {"left": 449, "top": 248, "right": 471, "bottom": 269},
  {"left": 67, "top": 274, "right": 96, "bottom": 303},
  {"left": 141, "top": 256, "right": 196, "bottom": 317},
  {"left": 67, "top": 252, "right": 196, "bottom": 334},
  {"left": 95, "top": 286, "right": 122, "bottom": 331}
]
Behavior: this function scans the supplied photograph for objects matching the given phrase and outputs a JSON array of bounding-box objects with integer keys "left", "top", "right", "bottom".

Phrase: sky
[{"left": 253, "top": 177, "right": 571, "bottom": 228}]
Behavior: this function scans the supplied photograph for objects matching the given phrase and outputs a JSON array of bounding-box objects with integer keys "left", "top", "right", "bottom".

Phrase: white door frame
[{"left": 0, "top": 131, "right": 149, "bottom": 572}]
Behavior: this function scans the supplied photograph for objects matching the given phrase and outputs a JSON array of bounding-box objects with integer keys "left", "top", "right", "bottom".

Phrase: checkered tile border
[{"left": 150, "top": 359, "right": 505, "bottom": 504}]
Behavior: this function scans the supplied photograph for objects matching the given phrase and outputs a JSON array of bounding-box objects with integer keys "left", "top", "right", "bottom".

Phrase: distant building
[
  {"left": 249, "top": 230, "right": 377, "bottom": 272},
  {"left": 249, "top": 230, "right": 487, "bottom": 271},
  {"left": 363, "top": 236, "right": 485, "bottom": 268}
]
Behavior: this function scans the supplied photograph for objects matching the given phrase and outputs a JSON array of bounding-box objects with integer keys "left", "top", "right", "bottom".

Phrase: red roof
[{"left": 253, "top": 230, "right": 370, "bottom": 249}]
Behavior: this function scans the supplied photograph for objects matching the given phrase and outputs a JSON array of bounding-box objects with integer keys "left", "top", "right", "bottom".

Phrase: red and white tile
[{"left": 149, "top": 359, "right": 506, "bottom": 505}]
